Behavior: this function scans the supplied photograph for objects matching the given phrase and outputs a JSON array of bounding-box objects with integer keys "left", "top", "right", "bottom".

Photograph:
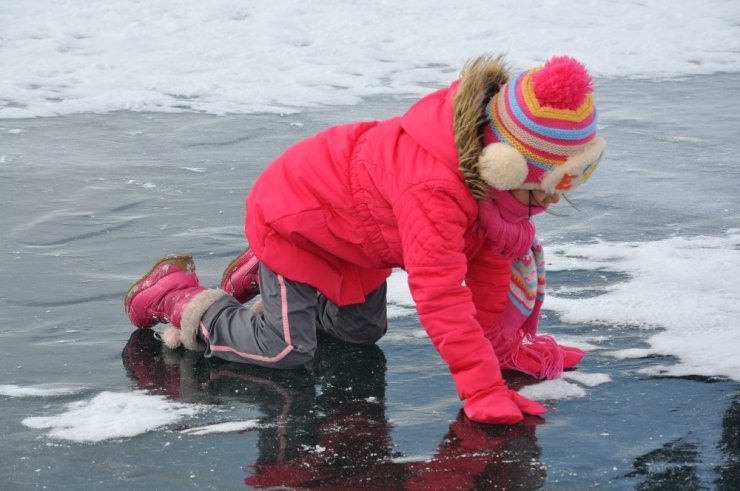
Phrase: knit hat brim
[
  {"left": 532, "top": 135, "right": 606, "bottom": 193},
  {"left": 477, "top": 136, "right": 605, "bottom": 193}
]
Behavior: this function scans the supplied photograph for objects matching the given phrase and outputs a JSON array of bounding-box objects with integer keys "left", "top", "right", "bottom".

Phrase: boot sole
[{"left": 124, "top": 255, "right": 195, "bottom": 315}]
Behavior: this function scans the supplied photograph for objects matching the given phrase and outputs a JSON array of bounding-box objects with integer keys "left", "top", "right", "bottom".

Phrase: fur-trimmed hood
[
  {"left": 398, "top": 55, "right": 510, "bottom": 201},
  {"left": 452, "top": 55, "right": 510, "bottom": 200}
]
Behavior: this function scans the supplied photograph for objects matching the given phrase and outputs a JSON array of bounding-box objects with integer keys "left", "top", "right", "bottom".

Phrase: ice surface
[{"left": 2, "top": 0, "right": 740, "bottom": 118}]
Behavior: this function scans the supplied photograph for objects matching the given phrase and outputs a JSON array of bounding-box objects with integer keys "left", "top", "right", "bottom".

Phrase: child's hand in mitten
[
  {"left": 526, "top": 343, "right": 585, "bottom": 370},
  {"left": 499, "top": 342, "right": 585, "bottom": 378},
  {"left": 463, "top": 385, "right": 546, "bottom": 425}
]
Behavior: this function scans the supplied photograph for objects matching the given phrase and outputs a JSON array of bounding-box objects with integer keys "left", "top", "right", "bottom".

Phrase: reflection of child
[
  {"left": 124, "top": 55, "right": 606, "bottom": 424},
  {"left": 122, "top": 329, "right": 546, "bottom": 490}
]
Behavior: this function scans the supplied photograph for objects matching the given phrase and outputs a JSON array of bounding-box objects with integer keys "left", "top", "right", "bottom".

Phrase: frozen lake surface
[{"left": 1, "top": 74, "right": 739, "bottom": 489}]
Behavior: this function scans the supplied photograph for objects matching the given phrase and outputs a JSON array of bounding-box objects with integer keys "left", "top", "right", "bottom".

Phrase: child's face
[{"left": 511, "top": 189, "right": 561, "bottom": 208}]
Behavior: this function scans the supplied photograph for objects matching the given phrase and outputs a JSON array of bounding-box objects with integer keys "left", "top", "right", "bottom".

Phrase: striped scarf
[{"left": 484, "top": 239, "right": 566, "bottom": 379}]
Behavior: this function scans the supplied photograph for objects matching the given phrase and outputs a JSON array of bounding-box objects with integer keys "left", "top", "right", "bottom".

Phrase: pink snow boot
[
  {"left": 124, "top": 255, "right": 225, "bottom": 350},
  {"left": 220, "top": 246, "right": 260, "bottom": 304}
]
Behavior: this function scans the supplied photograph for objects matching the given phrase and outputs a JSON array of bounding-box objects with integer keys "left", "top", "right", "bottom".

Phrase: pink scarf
[{"left": 478, "top": 189, "right": 544, "bottom": 259}]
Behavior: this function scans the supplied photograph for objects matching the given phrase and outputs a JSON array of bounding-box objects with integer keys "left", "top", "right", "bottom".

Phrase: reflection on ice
[{"left": 115, "top": 329, "right": 548, "bottom": 489}]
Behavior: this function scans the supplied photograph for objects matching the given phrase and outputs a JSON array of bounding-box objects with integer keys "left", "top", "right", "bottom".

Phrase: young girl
[{"left": 124, "top": 54, "right": 606, "bottom": 425}]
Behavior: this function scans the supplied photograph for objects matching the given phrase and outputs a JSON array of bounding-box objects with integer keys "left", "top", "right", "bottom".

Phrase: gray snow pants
[{"left": 199, "top": 263, "right": 388, "bottom": 368}]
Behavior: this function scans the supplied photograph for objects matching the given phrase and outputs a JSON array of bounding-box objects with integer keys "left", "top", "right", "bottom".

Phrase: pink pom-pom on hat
[
  {"left": 531, "top": 56, "right": 593, "bottom": 110},
  {"left": 477, "top": 55, "right": 606, "bottom": 193}
]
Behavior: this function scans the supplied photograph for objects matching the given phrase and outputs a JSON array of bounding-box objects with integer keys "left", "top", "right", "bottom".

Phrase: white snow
[
  {"left": 518, "top": 372, "right": 611, "bottom": 400},
  {"left": 0, "top": 384, "right": 84, "bottom": 397},
  {"left": 22, "top": 391, "right": 202, "bottom": 442},
  {"left": 2, "top": 0, "right": 740, "bottom": 118},
  {"left": 562, "top": 372, "right": 612, "bottom": 387},
  {"left": 545, "top": 231, "right": 740, "bottom": 382},
  {"left": 180, "top": 420, "right": 262, "bottom": 435},
  {"left": 519, "top": 378, "right": 587, "bottom": 400}
]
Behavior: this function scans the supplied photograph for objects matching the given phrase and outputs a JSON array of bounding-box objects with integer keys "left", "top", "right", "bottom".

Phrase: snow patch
[
  {"left": 22, "top": 391, "right": 202, "bottom": 442},
  {"left": 0, "top": 384, "right": 85, "bottom": 398},
  {"left": 180, "top": 420, "right": 262, "bottom": 436}
]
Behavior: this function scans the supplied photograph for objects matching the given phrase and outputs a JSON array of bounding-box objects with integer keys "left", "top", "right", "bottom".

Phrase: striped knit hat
[{"left": 478, "top": 55, "right": 606, "bottom": 193}]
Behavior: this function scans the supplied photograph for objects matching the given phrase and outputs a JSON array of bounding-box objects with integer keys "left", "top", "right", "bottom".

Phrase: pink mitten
[
  {"left": 504, "top": 343, "right": 584, "bottom": 375},
  {"left": 526, "top": 343, "right": 584, "bottom": 369},
  {"left": 463, "top": 385, "right": 546, "bottom": 425},
  {"left": 561, "top": 345, "right": 585, "bottom": 368}
]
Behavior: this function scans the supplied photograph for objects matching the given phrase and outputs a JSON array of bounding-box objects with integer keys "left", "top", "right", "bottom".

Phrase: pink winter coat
[{"left": 246, "top": 81, "right": 512, "bottom": 401}]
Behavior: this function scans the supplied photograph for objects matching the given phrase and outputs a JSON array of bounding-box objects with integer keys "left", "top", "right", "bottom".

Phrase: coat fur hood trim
[{"left": 453, "top": 55, "right": 510, "bottom": 200}]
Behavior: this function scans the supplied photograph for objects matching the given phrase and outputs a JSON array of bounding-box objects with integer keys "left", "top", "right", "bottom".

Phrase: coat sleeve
[
  {"left": 466, "top": 242, "right": 512, "bottom": 330},
  {"left": 393, "top": 182, "right": 504, "bottom": 400}
]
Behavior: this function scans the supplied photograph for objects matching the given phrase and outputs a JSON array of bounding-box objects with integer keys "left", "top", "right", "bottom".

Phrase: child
[{"left": 124, "top": 54, "right": 606, "bottom": 425}]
